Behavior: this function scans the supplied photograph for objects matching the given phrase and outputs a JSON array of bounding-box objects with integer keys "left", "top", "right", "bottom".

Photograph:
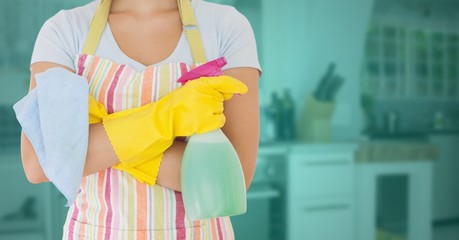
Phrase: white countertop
[{"left": 258, "top": 141, "right": 360, "bottom": 156}]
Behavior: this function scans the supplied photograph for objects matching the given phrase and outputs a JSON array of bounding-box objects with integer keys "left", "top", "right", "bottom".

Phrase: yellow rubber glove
[
  {"left": 88, "top": 76, "right": 248, "bottom": 185},
  {"left": 89, "top": 96, "right": 107, "bottom": 124},
  {"left": 89, "top": 96, "right": 163, "bottom": 184}
]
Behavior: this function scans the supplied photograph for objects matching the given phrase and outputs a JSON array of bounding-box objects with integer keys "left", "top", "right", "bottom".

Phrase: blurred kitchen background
[{"left": 1, "top": 0, "right": 458, "bottom": 239}]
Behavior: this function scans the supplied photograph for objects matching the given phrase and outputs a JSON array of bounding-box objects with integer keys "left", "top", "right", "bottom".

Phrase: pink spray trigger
[{"left": 177, "top": 57, "right": 227, "bottom": 85}]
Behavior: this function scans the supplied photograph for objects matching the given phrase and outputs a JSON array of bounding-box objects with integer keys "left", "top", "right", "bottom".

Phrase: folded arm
[{"left": 22, "top": 62, "right": 259, "bottom": 193}]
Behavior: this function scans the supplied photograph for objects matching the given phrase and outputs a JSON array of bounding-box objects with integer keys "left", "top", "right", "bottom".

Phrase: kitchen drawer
[
  {"left": 289, "top": 154, "right": 353, "bottom": 198},
  {"left": 288, "top": 198, "right": 353, "bottom": 240}
]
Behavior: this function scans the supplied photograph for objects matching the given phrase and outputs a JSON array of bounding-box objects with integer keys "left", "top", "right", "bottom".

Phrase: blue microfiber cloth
[{"left": 13, "top": 67, "right": 88, "bottom": 206}]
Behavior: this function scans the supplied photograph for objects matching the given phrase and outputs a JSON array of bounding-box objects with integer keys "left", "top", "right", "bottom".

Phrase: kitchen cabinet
[
  {"left": 289, "top": 153, "right": 353, "bottom": 198},
  {"left": 361, "top": 18, "right": 459, "bottom": 100},
  {"left": 286, "top": 144, "right": 357, "bottom": 240},
  {"left": 429, "top": 134, "right": 459, "bottom": 221},
  {"left": 289, "top": 198, "right": 353, "bottom": 240}
]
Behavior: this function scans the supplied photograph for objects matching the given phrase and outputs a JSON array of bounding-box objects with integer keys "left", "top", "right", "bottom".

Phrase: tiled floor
[{"left": 434, "top": 224, "right": 459, "bottom": 240}]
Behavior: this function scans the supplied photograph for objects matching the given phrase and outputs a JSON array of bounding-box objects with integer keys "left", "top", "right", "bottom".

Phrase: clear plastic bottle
[
  {"left": 178, "top": 57, "right": 247, "bottom": 220},
  {"left": 181, "top": 129, "right": 246, "bottom": 220}
]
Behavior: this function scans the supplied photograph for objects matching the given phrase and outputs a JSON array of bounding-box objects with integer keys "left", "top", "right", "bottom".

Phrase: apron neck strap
[
  {"left": 178, "top": 0, "right": 207, "bottom": 63},
  {"left": 82, "top": 0, "right": 111, "bottom": 55},
  {"left": 82, "top": 0, "right": 207, "bottom": 64}
]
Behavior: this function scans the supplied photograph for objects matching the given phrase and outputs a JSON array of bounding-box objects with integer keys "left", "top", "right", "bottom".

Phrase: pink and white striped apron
[
  {"left": 61, "top": 0, "right": 235, "bottom": 238},
  {"left": 62, "top": 54, "right": 235, "bottom": 240}
]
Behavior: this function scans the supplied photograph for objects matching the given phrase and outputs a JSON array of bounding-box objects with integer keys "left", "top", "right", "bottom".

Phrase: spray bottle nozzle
[{"left": 177, "top": 57, "right": 227, "bottom": 85}]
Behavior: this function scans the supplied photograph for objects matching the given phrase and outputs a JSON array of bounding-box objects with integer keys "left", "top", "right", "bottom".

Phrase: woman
[{"left": 20, "top": 0, "right": 260, "bottom": 239}]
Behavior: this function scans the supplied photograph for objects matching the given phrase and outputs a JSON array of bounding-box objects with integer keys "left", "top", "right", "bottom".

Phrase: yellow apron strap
[
  {"left": 177, "top": 0, "right": 207, "bottom": 63},
  {"left": 82, "top": 0, "right": 112, "bottom": 55},
  {"left": 82, "top": 0, "right": 207, "bottom": 63}
]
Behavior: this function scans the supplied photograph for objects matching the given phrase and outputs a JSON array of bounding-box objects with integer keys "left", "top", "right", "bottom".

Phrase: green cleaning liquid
[{"left": 181, "top": 129, "right": 247, "bottom": 220}]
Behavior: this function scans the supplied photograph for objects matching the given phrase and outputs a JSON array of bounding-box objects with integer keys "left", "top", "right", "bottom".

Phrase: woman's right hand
[{"left": 168, "top": 75, "right": 248, "bottom": 136}]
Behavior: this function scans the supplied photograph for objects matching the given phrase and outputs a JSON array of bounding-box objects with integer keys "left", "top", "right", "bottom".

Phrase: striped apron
[{"left": 62, "top": 0, "right": 234, "bottom": 239}]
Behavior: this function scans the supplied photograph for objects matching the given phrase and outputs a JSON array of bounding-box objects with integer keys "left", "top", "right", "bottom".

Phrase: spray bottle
[{"left": 177, "top": 57, "right": 247, "bottom": 220}]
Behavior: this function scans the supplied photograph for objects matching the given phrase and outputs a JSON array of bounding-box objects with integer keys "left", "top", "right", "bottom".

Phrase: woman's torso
[{"left": 62, "top": 1, "right": 239, "bottom": 239}]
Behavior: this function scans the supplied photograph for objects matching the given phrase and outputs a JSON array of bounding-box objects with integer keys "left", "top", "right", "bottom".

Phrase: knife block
[{"left": 298, "top": 94, "right": 335, "bottom": 142}]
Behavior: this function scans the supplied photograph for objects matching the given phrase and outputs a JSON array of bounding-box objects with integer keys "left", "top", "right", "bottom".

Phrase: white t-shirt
[{"left": 31, "top": 0, "right": 261, "bottom": 73}]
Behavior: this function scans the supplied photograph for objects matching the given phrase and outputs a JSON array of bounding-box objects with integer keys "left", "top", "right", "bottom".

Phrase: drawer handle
[
  {"left": 303, "top": 203, "right": 350, "bottom": 212},
  {"left": 301, "top": 160, "right": 349, "bottom": 166}
]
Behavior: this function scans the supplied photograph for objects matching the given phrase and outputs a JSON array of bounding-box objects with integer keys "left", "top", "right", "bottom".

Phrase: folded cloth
[{"left": 13, "top": 67, "right": 88, "bottom": 206}]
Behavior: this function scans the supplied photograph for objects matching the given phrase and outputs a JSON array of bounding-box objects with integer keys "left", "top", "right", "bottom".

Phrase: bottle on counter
[
  {"left": 259, "top": 92, "right": 276, "bottom": 143},
  {"left": 282, "top": 89, "right": 296, "bottom": 141},
  {"left": 434, "top": 111, "right": 445, "bottom": 130},
  {"left": 384, "top": 110, "right": 400, "bottom": 134},
  {"left": 268, "top": 92, "right": 284, "bottom": 141}
]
